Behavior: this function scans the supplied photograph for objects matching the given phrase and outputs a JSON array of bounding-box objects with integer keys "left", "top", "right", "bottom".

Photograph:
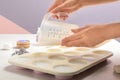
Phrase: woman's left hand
[{"left": 62, "top": 24, "right": 112, "bottom": 47}]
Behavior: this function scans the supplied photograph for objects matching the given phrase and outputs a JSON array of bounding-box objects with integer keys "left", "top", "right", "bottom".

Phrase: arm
[
  {"left": 106, "top": 22, "right": 120, "bottom": 39},
  {"left": 81, "top": 0, "right": 119, "bottom": 6}
]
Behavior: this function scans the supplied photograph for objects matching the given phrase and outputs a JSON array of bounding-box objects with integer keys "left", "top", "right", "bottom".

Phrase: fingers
[
  {"left": 49, "top": 0, "right": 82, "bottom": 20},
  {"left": 52, "top": 12, "right": 69, "bottom": 20},
  {"left": 71, "top": 26, "right": 91, "bottom": 33},
  {"left": 62, "top": 38, "right": 87, "bottom": 47},
  {"left": 51, "top": 5, "right": 78, "bottom": 20},
  {"left": 51, "top": 0, "right": 78, "bottom": 13},
  {"left": 62, "top": 26, "right": 92, "bottom": 47},
  {"left": 62, "top": 33, "right": 83, "bottom": 45},
  {"left": 48, "top": 0, "right": 67, "bottom": 20},
  {"left": 61, "top": 15, "right": 68, "bottom": 20},
  {"left": 52, "top": 14, "right": 59, "bottom": 19},
  {"left": 59, "top": 12, "right": 69, "bottom": 20},
  {"left": 48, "top": 0, "right": 69, "bottom": 20},
  {"left": 67, "top": 3, "right": 82, "bottom": 13},
  {"left": 48, "top": 0, "right": 65, "bottom": 12}
]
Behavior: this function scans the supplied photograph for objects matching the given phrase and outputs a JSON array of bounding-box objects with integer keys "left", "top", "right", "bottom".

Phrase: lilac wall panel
[
  {"left": 0, "top": 0, "right": 53, "bottom": 33},
  {"left": 0, "top": 0, "right": 120, "bottom": 33}
]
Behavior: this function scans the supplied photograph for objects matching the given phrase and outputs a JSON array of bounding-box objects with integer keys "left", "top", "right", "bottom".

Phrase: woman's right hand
[
  {"left": 48, "top": 0, "right": 117, "bottom": 20},
  {"left": 48, "top": 0, "right": 83, "bottom": 20}
]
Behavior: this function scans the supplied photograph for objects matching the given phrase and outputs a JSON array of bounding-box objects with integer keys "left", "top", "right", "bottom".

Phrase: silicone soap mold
[{"left": 8, "top": 46, "right": 113, "bottom": 79}]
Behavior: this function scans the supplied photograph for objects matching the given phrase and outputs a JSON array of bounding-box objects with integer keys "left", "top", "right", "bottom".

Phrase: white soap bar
[
  {"left": 2, "top": 43, "right": 13, "bottom": 50},
  {"left": 114, "top": 65, "right": 120, "bottom": 73}
]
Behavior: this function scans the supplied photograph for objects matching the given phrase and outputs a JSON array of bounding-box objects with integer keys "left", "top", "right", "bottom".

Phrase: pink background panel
[{"left": 0, "top": 15, "right": 30, "bottom": 34}]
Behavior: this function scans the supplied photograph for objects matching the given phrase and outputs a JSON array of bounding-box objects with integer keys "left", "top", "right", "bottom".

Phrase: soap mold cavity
[
  {"left": 48, "top": 55, "right": 67, "bottom": 60},
  {"left": 93, "top": 50, "right": 110, "bottom": 55},
  {"left": 69, "top": 58, "right": 88, "bottom": 65},
  {"left": 53, "top": 65, "right": 75, "bottom": 73}
]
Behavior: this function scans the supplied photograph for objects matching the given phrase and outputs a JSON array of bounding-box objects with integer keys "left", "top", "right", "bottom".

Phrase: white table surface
[{"left": 0, "top": 34, "right": 120, "bottom": 80}]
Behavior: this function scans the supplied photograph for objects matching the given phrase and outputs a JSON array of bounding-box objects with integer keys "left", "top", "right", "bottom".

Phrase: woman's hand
[
  {"left": 48, "top": 0, "right": 82, "bottom": 20},
  {"left": 62, "top": 24, "right": 112, "bottom": 47},
  {"left": 48, "top": 0, "right": 117, "bottom": 20}
]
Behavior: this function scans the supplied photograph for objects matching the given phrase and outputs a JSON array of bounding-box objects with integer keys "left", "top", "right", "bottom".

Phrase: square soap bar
[{"left": 114, "top": 65, "right": 120, "bottom": 73}]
